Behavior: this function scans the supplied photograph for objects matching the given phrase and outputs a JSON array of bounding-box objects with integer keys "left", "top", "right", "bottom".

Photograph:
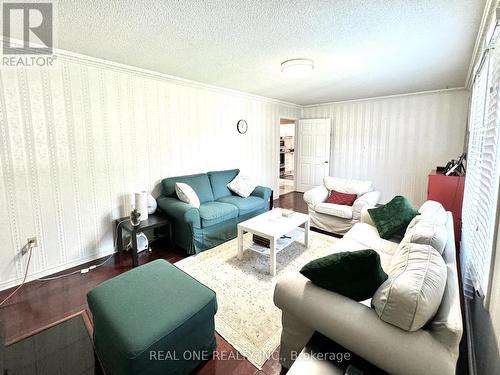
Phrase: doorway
[{"left": 279, "top": 118, "right": 296, "bottom": 195}]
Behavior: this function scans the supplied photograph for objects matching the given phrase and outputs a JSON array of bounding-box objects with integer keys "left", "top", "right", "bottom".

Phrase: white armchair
[{"left": 303, "top": 176, "right": 380, "bottom": 235}]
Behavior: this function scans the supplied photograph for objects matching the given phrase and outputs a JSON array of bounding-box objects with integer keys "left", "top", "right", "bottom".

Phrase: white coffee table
[{"left": 237, "top": 209, "right": 310, "bottom": 276}]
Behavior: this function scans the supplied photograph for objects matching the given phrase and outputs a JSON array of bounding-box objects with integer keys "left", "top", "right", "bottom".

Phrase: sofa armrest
[
  {"left": 251, "top": 185, "right": 272, "bottom": 201},
  {"left": 157, "top": 196, "right": 201, "bottom": 228},
  {"left": 360, "top": 206, "right": 376, "bottom": 226},
  {"left": 303, "top": 185, "right": 329, "bottom": 208},
  {"left": 274, "top": 274, "right": 458, "bottom": 375},
  {"left": 352, "top": 191, "right": 381, "bottom": 219}
]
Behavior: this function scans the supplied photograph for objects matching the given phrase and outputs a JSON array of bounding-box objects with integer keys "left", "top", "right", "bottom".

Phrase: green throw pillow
[
  {"left": 300, "top": 250, "right": 388, "bottom": 301},
  {"left": 368, "top": 195, "right": 419, "bottom": 239}
]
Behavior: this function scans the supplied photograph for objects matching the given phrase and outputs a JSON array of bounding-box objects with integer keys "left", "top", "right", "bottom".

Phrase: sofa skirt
[
  {"left": 309, "top": 209, "right": 358, "bottom": 235},
  {"left": 174, "top": 207, "right": 269, "bottom": 254}
]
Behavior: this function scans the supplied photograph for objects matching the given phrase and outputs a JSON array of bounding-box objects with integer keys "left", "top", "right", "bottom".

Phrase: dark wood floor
[{"left": 0, "top": 192, "right": 305, "bottom": 375}]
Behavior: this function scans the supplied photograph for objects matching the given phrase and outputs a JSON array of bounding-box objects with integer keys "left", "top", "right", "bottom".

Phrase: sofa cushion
[
  {"left": 331, "top": 235, "right": 394, "bottom": 272},
  {"left": 344, "top": 223, "right": 399, "bottom": 256},
  {"left": 407, "top": 200, "right": 447, "bottom": 231},
  {"left": 323, "top": 176, "right": 373, "bottom": 195},
  {"left": 372, "top": 243, "right": 447, "bottom": 331},
  {"left": 325, "top": 190, "right": 357, "bottom": 206},
  {"left": 315, "top": 203, "right": 353, "bottom": 219},
  {"left": 162, "top": 173, "right": 214, "bottom": 203},
  {"left": 300, "top": 250, "right": 388, "bottom": 302},
  {"left": 207, "top": 169, "right": 240, "bottom": 200},
  {"left": 217, "top": 196, "right": 266, "bottom": 216},
  {"left": 403, "top": 219, "right": 448, "bottom": 254},
  {"left": 368, "top": 196, "right": 419, "bottom": 239},
  {"left": 199, "top": 201, "right": 238, "bottom": 228},
  {"left": 401, "top": 200, "right": 447, "bottom": 252},
  {"left": 419, "top": 200, "right": 447, "bottom": 217}
]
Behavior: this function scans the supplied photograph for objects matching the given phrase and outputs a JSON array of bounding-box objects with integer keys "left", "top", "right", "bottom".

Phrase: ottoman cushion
[{"left": 87, "top": 259, "right": 217, "bottom": 375}]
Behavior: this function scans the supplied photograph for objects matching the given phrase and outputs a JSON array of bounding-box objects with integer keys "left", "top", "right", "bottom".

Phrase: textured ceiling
[{"left": 57, "top": 0, "right": 485, "bottom": 105}]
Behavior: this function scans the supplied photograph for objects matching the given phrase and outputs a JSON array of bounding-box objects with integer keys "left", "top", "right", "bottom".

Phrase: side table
[{"left": 115, "top": 213, "right": 173, "bottom": 267}]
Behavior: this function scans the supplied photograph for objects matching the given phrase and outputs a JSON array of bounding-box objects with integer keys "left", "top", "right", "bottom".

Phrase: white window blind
[{"left": 462, "top": 35, "right": 500, "bottom": 299}]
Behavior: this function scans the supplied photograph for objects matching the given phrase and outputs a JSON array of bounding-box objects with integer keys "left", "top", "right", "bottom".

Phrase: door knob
[{"left": 324, "top": 161, "right": 329, "bottom": 164}]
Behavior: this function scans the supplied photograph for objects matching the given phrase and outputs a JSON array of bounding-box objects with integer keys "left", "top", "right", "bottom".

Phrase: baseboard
[
  {"left": 0, "top": 249, "right": 115, "bottom": 292},
  {"left": 464, "top": 298, "right": 477, "bottom": 375}
]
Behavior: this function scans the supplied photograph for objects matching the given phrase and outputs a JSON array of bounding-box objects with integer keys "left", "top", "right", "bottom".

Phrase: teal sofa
[{"left": 157, "top": 169, "right": 273, "bottom": 254}]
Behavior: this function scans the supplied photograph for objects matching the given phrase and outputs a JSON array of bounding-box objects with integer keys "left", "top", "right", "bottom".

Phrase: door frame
[{"left": 277, "top": 116, "right": 298, "bottom": 198}]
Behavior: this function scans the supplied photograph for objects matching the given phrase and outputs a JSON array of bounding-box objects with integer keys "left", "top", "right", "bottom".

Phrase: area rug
[
  {"left": 175, "top": 230, "right": 338, "bottom": 369},
  {"left": 1, "top": 311, "right": 104, "bottom": 374}
]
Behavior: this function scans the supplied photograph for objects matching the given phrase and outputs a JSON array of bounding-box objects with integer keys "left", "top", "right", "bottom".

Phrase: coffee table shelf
[
  {"left": 245, "top": 228, "right": 305, "bottom": 256},
  {"left": 237, "top": 209, "right": 310, "bottom": 276}
]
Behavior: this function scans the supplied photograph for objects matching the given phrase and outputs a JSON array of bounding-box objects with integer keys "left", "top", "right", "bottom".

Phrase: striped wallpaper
[
  {"left": 0, "top": 54, "right": 299, "bottom": 290},
  {"left": 0, "top": 48, "right": 470, "bottom": 291},
  {"left": 301, "top": 89, "right": 470, "bottom": 205}
]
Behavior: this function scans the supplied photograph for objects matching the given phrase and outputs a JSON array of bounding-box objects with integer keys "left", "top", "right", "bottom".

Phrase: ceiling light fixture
[{"left": 281, "top": 58, "right": 314, "bottom": 75}]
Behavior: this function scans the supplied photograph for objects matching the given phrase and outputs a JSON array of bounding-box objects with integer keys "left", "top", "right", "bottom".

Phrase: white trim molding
[
  {"left": 1, "top": 36, "right": 301, "bottom": 109},
  {"left": 465, "top": 0, "right": 498, "bottom": 88},
  {"left": 301, "top": 87, "right": 467, "bottom": 108}
]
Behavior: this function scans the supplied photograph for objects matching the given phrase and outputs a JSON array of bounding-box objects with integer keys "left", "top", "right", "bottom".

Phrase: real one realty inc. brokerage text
[{"left": 149, "top": 349, "right": 351, "bottom": 363}]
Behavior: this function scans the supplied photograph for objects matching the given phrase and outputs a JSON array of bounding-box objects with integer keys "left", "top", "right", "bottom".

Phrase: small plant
[{"left": 130, "top": 209, "right": 141, "bottom": 226}]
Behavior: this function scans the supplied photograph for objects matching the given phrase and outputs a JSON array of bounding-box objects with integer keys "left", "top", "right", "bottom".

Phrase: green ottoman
[{"left": 87, "top": 259, "right": 217, "bottom": 375}]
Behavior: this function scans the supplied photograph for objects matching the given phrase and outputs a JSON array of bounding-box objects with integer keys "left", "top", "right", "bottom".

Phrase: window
[{"left": 462, "top": 28, "right": 500, "bottom": 299}]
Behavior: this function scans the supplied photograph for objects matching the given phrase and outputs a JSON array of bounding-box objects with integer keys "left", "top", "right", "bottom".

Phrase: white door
[{"left": 295, "top": 118, "right": 331, "bottom": 192}]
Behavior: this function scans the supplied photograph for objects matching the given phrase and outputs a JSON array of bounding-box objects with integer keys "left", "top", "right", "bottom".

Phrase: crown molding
[
  {"left": 465, "top": 0, "right": 497, "bottom": 88},
  {"left": 0, "top": 36, "right": 301, "bottom": 108},
  {"left": 0, "top": 36, "right": 471, "bottom": 109},
  {"left": 302, "top": 87, "right": 468, "bottom": 108}
]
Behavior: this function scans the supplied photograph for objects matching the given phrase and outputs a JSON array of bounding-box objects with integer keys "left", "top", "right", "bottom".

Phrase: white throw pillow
[
  {"left": 175, "top": 182, "right": 200, "bottom": 208},
  {"left": 227, "top": 174, "right": 257, "bottom": 198},
  {"left": 372, "top": 243, "right": 447, "bottom": 331}
]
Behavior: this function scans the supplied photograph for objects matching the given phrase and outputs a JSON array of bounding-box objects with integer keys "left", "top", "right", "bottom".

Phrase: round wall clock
[{"left": 237, "top": 119, "right": 248, "bottom": 134}]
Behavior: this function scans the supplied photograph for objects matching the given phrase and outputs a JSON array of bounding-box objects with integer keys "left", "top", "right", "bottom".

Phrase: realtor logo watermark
[{"left": 2, "top": 1, "right": 56, "bottom": 66}]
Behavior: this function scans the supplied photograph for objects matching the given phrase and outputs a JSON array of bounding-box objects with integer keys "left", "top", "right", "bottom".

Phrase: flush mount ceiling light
[{"left": 281, "top": 58, "right": 314, "bottom": 75}]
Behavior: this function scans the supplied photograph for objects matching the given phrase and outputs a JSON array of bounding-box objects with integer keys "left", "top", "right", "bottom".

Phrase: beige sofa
[
  {"left": 303, "top": 176, "right": 381, "bottom": 235},
  {"left": 274, "top": 202, "right": 463, "bottom": 375}
]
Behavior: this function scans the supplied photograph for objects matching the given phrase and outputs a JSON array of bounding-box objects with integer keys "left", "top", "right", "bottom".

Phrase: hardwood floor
[
  {"left": 0, "top": 192, "right": 306, "bottom": 375},
  {"left": 275, "top": 191, "right": 308, "bottom": 213}
]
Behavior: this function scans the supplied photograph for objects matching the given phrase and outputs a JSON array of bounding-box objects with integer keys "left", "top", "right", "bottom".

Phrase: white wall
[
  {"left": 0, "top": 53, "right": 299, "bottom": 290},
  {"left": 301, "top": 89, "right": 470, "bottom": 204}
]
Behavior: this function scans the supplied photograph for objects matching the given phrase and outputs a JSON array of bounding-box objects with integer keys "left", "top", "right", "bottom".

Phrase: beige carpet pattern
[{"left": 175, "top": 230, "right": 338, "bottom": 369}]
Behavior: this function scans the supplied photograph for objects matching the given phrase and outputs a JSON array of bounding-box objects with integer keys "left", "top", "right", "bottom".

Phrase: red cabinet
[{"left": 427, "top": 170, "right": 465, "bottom": 243}]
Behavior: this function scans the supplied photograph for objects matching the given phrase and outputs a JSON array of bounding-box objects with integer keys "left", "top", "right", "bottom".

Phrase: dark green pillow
[
  {"left": 300, "top": 250, "right": 388, "bottom": 301},
  {"left": 368, "top": 195, "right": 419, "bottom": 239}
]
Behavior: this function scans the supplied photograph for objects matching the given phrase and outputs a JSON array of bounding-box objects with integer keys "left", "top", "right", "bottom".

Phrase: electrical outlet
[
  {"left": 27, "top": 237, "right": 37, "bottom": 248},
  {"left": 21, "top": 237, "right": 37, "bottom": 255}
]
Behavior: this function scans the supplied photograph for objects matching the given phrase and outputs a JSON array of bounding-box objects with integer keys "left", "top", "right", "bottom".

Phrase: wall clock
[{"left": 237, "top": 119, "right": 248, "bottom": 134}]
